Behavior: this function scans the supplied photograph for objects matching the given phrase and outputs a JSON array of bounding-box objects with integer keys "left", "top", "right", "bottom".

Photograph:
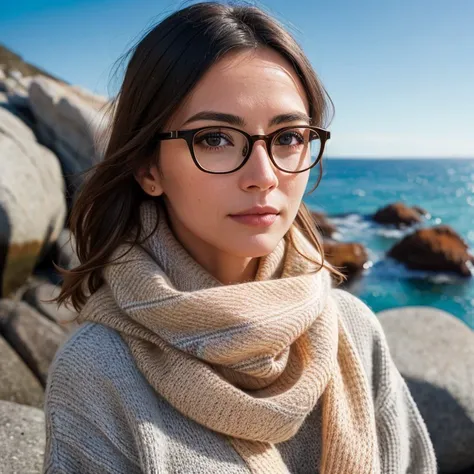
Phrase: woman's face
[{"left": 138, "top": 47, "right": 312, "bottom": 279}]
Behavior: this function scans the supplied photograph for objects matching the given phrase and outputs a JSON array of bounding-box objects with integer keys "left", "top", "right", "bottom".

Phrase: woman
[{"left": 43, "top": 2, "right": 437, "bottom": 473}]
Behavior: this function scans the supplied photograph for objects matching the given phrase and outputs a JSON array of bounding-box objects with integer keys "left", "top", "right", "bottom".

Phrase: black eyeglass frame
[{"left": 154, "top": 125, "right": 331, "bottom": 174}]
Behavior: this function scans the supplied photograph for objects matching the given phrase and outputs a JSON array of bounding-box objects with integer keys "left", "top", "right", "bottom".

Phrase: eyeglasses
[{"left": 154, "top": 125, "right": 330, "bottom": 174}]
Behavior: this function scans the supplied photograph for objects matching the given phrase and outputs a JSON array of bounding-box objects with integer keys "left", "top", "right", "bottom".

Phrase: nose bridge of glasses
[
  {"left": 247, "top": 134, "right": 273, "bottom": 156},
  {"left": 242, "top": 135, "right": 280, "bottom": 177}
]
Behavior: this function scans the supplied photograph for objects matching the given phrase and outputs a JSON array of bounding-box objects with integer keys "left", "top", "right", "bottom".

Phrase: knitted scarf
[{"left": 79, "top": 201, "right": 378, "bottom": 473}]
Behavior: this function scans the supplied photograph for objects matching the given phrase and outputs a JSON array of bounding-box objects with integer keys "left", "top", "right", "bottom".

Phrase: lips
[
  {"left": 229, "top": 207, "right": 280, "bottom": 227},
  {"left": 230, "top": 206, "right": 279, "bottom": 216}
]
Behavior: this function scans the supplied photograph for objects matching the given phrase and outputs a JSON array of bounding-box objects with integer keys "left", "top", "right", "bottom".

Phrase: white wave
[
  {"left": 375, "top": 228, "right": 406, "bottom": 239},
  {"left": 373, "top": 258, "right": 467, "bottom": 284},
  {"left": 329, "top": 213, "right": 371, "bottom": 233},
  {"left": 427, "top": 274, "right": 462, "bottom": 284},
  {"left": 331, "top": 231, "right": 344, "bottom": 241}
]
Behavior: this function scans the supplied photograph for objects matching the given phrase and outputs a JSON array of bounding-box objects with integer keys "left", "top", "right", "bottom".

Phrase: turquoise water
[{"left": 303, "top": 158, "right": 474, "bottom": 329}]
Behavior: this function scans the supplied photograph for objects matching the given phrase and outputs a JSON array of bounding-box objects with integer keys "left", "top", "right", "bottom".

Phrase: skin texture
[{"left": 135, "top": 47, "right": 312, "bottom": 285}]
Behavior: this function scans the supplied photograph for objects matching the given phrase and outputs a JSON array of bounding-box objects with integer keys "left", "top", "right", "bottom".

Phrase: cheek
[
  {"left": 159, "top": 144, "right": 225, "bottom": 218},
  {"left": 281, "top": 172, "right": 309, "bottom": 205}
]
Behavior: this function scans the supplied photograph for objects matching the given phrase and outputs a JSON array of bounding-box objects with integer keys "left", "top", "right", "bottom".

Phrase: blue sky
[{"left": 2, "top": 0, "right": 473, "bottom": 158}]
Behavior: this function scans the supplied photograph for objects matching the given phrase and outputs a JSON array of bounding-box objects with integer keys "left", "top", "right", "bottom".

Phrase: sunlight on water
[{"left": 304, "top": 158, "right": 474, "bottom": 328}]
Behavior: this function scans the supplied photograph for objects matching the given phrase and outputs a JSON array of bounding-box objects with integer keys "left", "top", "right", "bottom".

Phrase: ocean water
[{"left": 303, "top": 158, "right": 474, "bottom": 329}]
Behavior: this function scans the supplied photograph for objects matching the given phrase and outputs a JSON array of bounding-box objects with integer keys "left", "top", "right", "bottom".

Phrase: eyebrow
[{"left": 181, "top": 110, "right": 311, "bottom": 127}]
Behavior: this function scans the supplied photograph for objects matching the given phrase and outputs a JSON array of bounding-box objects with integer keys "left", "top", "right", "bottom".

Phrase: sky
[{"left": 1, "top": 0, "right": 473, "bottom": 158}]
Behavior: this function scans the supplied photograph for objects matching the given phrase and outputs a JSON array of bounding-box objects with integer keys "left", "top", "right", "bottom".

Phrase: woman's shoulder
[
  {"left": 49, "top": 321, "right": 131, "bottom": 379},
  {"left": 44, "top": 323, "right": 159, "bottom": 473},
  {"left": 45, "top": 321, "right": 156, "bottom": 412}
]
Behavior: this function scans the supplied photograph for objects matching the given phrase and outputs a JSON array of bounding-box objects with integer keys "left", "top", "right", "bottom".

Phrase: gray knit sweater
[{"left": 42, "top": 289, "right": 437, "bottom": 473}]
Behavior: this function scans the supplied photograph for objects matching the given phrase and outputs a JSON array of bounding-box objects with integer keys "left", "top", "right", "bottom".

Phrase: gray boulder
[
  {"left": 28, "top": 75, "right": 109, "bottom": 197},
  {"left": 23, "top": 280, "right": 78, "bottom": 332},
  {"left": 2, "top": 71, "right": 32, "bottom": 109},
  {"left": 0, "top": 300, "right": 66, "bottom": 386},
  {"left": 0, "top": 333, "right": 44, "bottom": 408},
  {"left": 0, "top": 67, "right": 6, "bottom": 89},
  {"left": 0, "top": 400, "right": 45, "bottom": 474},
  {"left": 0, "top": 106, "right": 66, "bottom": 297},
  {"left": 0, "top": 101, "right": 36, "bottom": 142},
  {"left": 55, "top": 227, "right": 79, "bottom": 270},
  {"left": 377, "top": 307, "right": 474, "bottom": 473}
]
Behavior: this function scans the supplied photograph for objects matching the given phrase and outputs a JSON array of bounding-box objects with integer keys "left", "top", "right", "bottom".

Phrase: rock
[
  {"left": 0, "top": 400, "right": 45, "bottom": 474},
  {"left": 388, "top": 225, "right": 474, "bottom": 277},
  {"left": 0, "top": 106, "right": 66, "bottom": 297},
  {"left": 0, "top": 102, "right": 36, "bottom": 142},
  {"left": 0, "top": 334, "right": 44, "bottom": 408},
  {"left": 23, "top": 281, "right": 79, "bottom": 332},
  {"left": 377, "top": 307, "right": 474, "bottom": 473},
  {"left": 0, "top": 67, "right": 6, "bottom": 86},
  {"left": 310, "top": 211, "right": 337, "bottom": 238},
  {"left": 323, "top": 240, "right": 369, "bottom": 280},
  {"left": 28, "top": 75, "right": 109, "bottom": 198},
  {"left": 0, "top": 300, "right": 66, "bottom": 386},
  {"left": 0, "top": 44, "right": 65, "bottom": 83},
  {"left": 373, "top": 202, "right": 423, "bottom": 227},
  {"left": 69, "top": 83, "right": 109, "bottom": 111},
  {"left": 3, "top": 73, "right": 32, "bottom": 109},
  {"left": 55, "top": 227, "right": 79, "bottom": 270},
  {"left": 448, "top": 467, "right": 474, "bottom": 474},
  {"left": 412, "top": 205, "right": 429, "bottom": 217}
]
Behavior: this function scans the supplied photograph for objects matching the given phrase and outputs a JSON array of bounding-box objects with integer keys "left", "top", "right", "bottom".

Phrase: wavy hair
[{"left": 54, "top": 1, "right": 346, "bottom": 312}]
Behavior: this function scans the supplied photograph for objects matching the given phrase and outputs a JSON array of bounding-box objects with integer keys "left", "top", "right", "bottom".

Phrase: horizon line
[{"left": 325, "top": 156, "right": 474, "bottom": 160}]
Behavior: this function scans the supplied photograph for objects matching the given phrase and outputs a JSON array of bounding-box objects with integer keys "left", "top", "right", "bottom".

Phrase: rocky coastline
[{"left": 1, "top": 47, "right": 473, "bottom": 473}]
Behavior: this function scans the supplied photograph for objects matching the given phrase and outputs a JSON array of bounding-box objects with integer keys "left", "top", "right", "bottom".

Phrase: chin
[{"left": 225, "top": 233, "right": 283, "bottom": 258}]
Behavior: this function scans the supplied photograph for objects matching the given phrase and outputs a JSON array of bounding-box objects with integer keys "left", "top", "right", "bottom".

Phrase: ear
[{"left": 134, "top": 162, "right": 164, "bottom": 197}]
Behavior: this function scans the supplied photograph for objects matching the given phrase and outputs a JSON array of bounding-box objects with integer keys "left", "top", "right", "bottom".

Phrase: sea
[{"left": 303, "top": 158, "right": 474, "bottom": 330}]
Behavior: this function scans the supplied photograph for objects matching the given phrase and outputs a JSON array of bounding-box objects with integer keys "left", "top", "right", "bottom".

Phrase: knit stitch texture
[{"left": 43, "top": 202, "right": 437, "bottom": 473}]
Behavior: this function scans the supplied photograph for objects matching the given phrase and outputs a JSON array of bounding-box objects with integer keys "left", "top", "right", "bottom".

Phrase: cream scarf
[{"left": 79, "top": 201, "right": 378, "bottom": 473}]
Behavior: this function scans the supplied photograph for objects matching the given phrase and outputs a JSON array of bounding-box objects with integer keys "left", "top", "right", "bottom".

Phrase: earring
[{"left": 150, "top": 185, "right": 156, "bottom": 193}]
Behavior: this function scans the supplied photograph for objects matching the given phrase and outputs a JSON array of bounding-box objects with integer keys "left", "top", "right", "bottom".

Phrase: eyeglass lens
[{"left": 192, "top": 127, "right": 322, "bottom": 173}]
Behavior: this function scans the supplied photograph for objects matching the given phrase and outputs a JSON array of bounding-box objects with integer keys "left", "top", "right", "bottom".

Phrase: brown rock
[
  {"left": 412, "top": 205, "right": 429, "bottom": 217},
  {"left": 0, "top": 299, "right": 66, "bottom": 386},
  {"left": 311, "top": 211, "right": 337, "bottom": 238},
  {"left": 0, "top": 334, "right": 44, "bottom": 408},
  {"left": 373, "top": 202, "right": 423, "bottom": 227},
  {"left": 323, "top": 240, "right": 369, "bottom": 280},
  {"left": 388, "top": 225, "right": 474, "bottom": 277}
]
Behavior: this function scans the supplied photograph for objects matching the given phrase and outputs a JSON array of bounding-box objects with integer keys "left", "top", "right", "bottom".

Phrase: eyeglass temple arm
[{"left": 155, "top": 131, "right": 178, "bottom": 140}]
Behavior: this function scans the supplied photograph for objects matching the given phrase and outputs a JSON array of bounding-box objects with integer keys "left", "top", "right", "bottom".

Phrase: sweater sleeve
[
  {"left": 372, "top": 335, "right": 437, "bottom": 474},
  {"left": 42, "top": 326, "right": 142, "bottom": 474},
  {"left": 332, "top": 289, "right": 437, "bottom": 474}
]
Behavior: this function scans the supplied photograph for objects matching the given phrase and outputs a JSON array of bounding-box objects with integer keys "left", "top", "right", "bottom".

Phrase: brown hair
[{"left": 55, "top": 1, "right": 346, "bottom": 312}]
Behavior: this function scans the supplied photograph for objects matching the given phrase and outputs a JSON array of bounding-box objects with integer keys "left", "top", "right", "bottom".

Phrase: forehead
[{"left": 169, "top": 47, "right": 309, "bottom": 128}]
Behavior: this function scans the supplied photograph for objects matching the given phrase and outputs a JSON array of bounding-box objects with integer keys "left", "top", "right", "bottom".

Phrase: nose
[{"left": 238, "top": 139, "right": 279, "bottom": 192}]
